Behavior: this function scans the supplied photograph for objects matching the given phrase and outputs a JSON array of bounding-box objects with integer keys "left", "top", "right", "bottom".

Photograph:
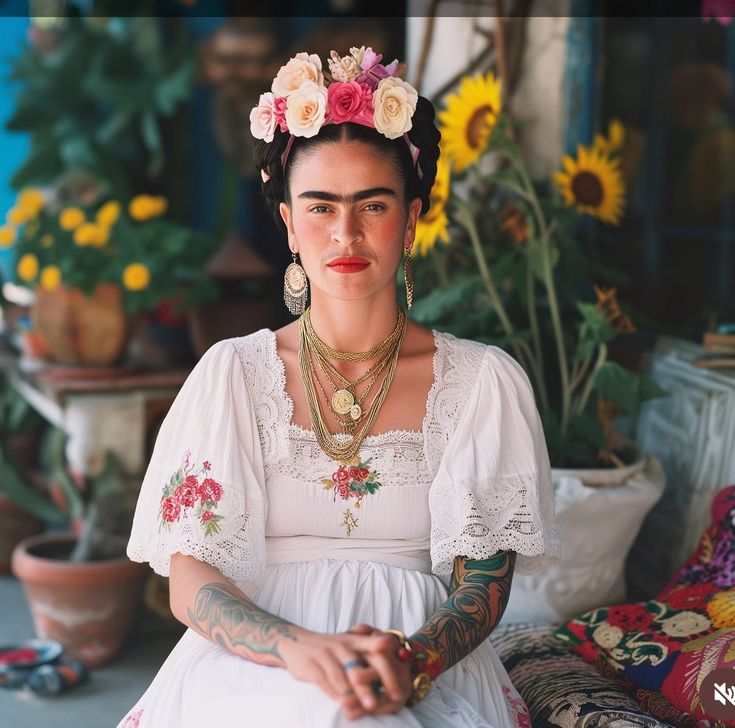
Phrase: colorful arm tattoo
[
  {"left": 186, "top": 581, "right": 299, "bottom": 668},
  {"left": 410, "top": 551, "right": 516, "bottom": 675}
]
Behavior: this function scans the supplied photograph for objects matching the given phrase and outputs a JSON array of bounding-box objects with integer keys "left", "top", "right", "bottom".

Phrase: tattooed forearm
[
  {"left": 411, "top": 551, "right": 515, "bottom": 673},
  {"left": 186, "top": 581, "right": 299, "bottom": 668}
]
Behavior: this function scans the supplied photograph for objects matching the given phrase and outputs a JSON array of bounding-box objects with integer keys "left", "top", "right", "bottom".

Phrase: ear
[
  {"left": 279, "top": 202, "right": 296, "bottom": 249},
  {"left": 404, "top": 197, "right": 423, "bottom": 251}
]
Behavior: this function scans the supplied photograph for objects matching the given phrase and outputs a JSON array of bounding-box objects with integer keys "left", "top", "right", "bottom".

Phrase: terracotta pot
[
  {"left": 11, "top": 533, "right": 148, "bottom": 668},
  {"left": 0, "top": 493, "right": 42, "bottom": 573},
  {"left": 31, "top": 283, "right": 129, "bottom": 366}
]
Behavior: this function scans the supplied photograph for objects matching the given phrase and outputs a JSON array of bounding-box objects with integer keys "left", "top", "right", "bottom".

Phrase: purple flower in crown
[{"left": 356, "top": 47, "right": 400, "bottom": 91}]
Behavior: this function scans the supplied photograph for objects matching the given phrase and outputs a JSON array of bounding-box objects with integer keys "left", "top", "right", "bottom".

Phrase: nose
[{"left": 330, "top": 208, "right": 363, "bottom": 246}]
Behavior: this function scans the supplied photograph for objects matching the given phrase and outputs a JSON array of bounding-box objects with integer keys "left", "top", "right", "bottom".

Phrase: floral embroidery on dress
[
  {"left": 502, "top": 684, "right": 532, "bottom": 728},
  {"left": 158, "top": 451, "right": 224, "bottom": 537},
  {"left": 320, "top": 455, "right": 382, "bottom": 536},
  {"left": 121, "top": 708, "right": 143, "bottom": 727}
]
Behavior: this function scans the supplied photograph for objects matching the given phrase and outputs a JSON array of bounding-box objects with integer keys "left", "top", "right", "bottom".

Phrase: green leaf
[
  {"left": 0, "top": 453, "right": 65, "bottom": 524},
  {"left": 528, "top": 237, "right": 560, "bottom": 280},
  {"left": 576, "top": 303, "right": 616, "bottom": 343},
  {"left": 593, "top": 362, "right": 666, "bottom": 414},
  {"left": 411, "top": 275, "right": 484, "bottom": 324}
]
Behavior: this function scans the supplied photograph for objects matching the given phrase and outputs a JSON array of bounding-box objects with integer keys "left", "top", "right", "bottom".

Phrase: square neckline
[{"left": 267, "top": 327, "right": 443, "bottom": 447}]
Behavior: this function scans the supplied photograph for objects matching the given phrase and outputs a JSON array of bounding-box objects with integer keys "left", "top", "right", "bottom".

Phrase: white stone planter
[{"left": 499, "top": 453, "right": 666, "bottom": 626}]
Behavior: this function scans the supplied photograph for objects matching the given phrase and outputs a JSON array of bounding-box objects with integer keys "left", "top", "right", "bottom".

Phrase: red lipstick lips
[{"left": 327, "top": 256, "right": 370, "bottom": 273}]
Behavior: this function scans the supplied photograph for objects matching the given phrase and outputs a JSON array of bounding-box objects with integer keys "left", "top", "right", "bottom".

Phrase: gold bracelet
[{"left": 382, "top": 628, "right": 432, "bottom": 707}]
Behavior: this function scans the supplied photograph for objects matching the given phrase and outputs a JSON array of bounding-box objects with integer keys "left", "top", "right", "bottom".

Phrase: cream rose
[
  {"left": 285, "top": 81, "right": 328, "bottom": 138},
  {"left": 327, "top": 50, "right": 361, "bottom": 82},
  {"left": 272, "top": 52, "right": 324, "bottom": 98},
  {"left": 249, "top": 92, "right": 278, "bottom": 142},
  {"left": 372, "top": 77, "right": 418, "bottom": 139},
  {"left": 349, "top": 46, "right": 366, "bottom": 66}
]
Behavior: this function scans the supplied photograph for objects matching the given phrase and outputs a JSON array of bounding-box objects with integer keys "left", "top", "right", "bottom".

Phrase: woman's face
[{"left": 279, "top": 139, "right": 422, "bottom": 304}]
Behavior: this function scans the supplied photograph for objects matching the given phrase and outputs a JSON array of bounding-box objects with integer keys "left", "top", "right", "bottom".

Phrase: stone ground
[{"left": 0, "top": 574, "right": 183, "bottom": 728}]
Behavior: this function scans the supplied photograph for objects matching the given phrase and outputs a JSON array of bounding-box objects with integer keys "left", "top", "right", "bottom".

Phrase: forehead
[{"left": 288, "top": 139, "right": 399, "bottom": 192}]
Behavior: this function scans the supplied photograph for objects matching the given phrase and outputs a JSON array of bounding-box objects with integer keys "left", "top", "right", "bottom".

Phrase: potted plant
[
  {"left": 410, "top": 72, "right": 667, "bottom": 474},
  {"left": 1, "top": 11, "right": 218, "bottom": 367},
  {"left": 0, "top": 374, "right": 64, "bottom": 572},
  {"left": 11, "top": 427, "right": 148, "bottom": 668},
  {"left": 2, "top": 188, "right": 218, "bottom": 366}
]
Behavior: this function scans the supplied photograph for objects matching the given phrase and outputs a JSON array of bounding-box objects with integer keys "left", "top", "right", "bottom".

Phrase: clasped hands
[{"left": 281, "top": 623, "right": 413, "bottom": 721}]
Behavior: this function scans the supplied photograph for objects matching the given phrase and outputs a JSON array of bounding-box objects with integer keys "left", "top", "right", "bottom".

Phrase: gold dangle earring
[
  {"left": 284, "top": 250, "right": 308, "bottom": 316},
  {"left": 403, "top": 246, "right": 414, "bottom": 311}
]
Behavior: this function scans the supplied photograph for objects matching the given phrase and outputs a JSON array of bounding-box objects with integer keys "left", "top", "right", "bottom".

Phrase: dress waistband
[{"left": 265, "top": 535, "right": 433, "bottom": 574}]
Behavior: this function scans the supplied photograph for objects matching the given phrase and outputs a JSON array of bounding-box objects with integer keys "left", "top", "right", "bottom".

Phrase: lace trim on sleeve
[{"left": 429, "top": 471, "right": 561, "bottom": 577}]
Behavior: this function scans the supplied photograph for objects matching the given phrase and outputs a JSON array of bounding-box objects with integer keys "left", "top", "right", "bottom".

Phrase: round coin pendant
[
  {"left": 331, "top": 389, "right": 354, "bottom": 415},
  {"left": 285, "top": 263, "right": 307, "bottom": 293},
  {"left": 350, "top": 404, "right": 361, "bottom": 420}
]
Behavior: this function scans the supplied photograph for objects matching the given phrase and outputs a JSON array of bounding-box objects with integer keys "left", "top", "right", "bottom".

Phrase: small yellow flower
[
  {"left": 96, "top": 200, "right": 121, "bottom": 228},
  {"left": 17, "top": 253, "right": 39, "bottom": 282},
  {"left": 122, "top": 262, "right": 151, "bottom": 291},
  {"left": 129, "top": 194, "right": 168, "bottom": 221},
  {"left": 73, "top": 222, "right": 108, "bottom": 247},
  {"left": 40, "top": 265, "right": 62, "bottom": 291},
  {"left": 0, "top": 226, "right": 16, "bottom": 248},
  {"left": 59, "top": 207, "right": 86, "bottom": 231},
  {"left": 41, "top": 234, "right": 54, "bottom": 248},
  {"left": 17, "top": 188, "right": 45, "bottom": 217},
  {"left": 6, "top": 206, "right": 30, "bottom": 226}
]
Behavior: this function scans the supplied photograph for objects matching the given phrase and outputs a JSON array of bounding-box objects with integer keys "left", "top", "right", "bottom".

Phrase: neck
[{"left": 306, "top": 290, "right": 401, "bottom": 355}]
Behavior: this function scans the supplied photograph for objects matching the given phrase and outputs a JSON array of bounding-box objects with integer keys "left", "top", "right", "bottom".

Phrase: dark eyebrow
[{"left": 297, "top": 187, "right": 397, "bottom": 204}]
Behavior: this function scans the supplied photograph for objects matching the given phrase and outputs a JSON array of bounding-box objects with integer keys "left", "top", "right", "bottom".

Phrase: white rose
[
  {"left": 249, "top": 92, "right": 277, "bottom": 142},
  {"left": 372, "top": 77, "right": 418, "bottom": 139},
  {"left": 349, "top": 45, "right": 366, "bottom": 65},
  {"left": 272, "top": 52, "right": 324, "bottom": 98},
  {"left": 328, "top": 50, "right": 361, "bottom": 82},
  {"left": 285, "top": 81, "right": 328, "bottom": 138}
]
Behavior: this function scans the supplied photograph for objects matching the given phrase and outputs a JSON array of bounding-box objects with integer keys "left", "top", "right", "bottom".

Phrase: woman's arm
[
  {"left": 408, "top": 551, "right": 516, "bottom": 673},
  {"left": 168, "top": 552, "right": 412, "bottom": 719}
]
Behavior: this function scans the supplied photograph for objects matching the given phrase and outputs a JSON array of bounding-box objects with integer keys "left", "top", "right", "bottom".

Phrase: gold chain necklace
[{"left": 298, "top": 305, "right": 407, "bottom": 464}]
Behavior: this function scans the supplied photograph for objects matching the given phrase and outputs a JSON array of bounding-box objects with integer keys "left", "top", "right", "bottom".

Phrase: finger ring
[
  {"left": 341, "top": 658, "right": 366, "bottom": 672},
  {"left": 371, "top": 679, "right": 385, "bottom": 697}
]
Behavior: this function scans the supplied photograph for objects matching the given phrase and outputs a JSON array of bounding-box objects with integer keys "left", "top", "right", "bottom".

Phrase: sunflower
[
  {"left": 439, "top": 72, "right": 502, "bottom": 173},
  {"left": 593, "top": 119, "right": 625, "bottom": 156},
  {"left": 553, "top": 145, "right": 626, "bottom": 224},
  {"left": 413, "top": 152, "right": 451, "bottom": 256}
]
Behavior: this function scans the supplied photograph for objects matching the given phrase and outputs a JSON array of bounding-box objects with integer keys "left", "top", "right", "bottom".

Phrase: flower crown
[{"left": 250, "top": 47, "right": 422, "bottom": 183}]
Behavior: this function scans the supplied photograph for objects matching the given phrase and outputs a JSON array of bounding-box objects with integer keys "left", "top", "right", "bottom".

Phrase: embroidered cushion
[
  {"left": 554, "top": 485, "right": 735, "bottom": 726},
  {"left": 491, "top": 623, "right": 671, "bottom": 727}
]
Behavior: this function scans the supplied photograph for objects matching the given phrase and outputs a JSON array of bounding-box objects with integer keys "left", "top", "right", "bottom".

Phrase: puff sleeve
[
  {"left": 428, "top": 345, "right": 561, "bottom": 577},
  {"left": 126, "top": 338, "right": 267, "bottom": 588}
]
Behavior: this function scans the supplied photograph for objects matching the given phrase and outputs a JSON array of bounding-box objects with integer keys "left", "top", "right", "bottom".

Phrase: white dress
[{"left": 118, "top": 327, "right": 561, "bottom": 728}]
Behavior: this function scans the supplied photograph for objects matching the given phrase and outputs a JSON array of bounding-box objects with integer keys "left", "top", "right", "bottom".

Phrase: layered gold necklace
[{"left": 298, "top": 305, "right": 407, "bottom": 535}]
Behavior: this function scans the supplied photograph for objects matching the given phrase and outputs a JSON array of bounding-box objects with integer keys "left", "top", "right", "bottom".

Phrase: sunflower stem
[{"left": 575, "top": 342, "right": 607, "bottom": 418}]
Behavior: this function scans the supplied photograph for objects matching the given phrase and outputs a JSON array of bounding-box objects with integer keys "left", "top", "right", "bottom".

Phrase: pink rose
[
  {"left": 333, "top": 467, "right": 350, "bottom": 486},
  {"left": 174, "top": 481, "right": 198, "bottom": 508},
  {"left": 337, "top": 482, "right": 351, "bottom": 500},
  {"left": 348, "top": 465, "right": 359, "bottom": 479},
  {"left": 273, "top": 97, "right": 288, "bottom": 132},
  {"left": 249, "top": 91, "right": 278, "bottom": 142},
  {"left": 358, "top": 467, "right": 369, "bottom": 479},
  {"left": 201, "top": 511, "right": 213, "bottom": 522},
  {"left": 184, "top": 475, "right": 199, "bottom": 488},
  {"left": 161, "top": 497, "right": 181, "bottom": 523},
  {"left": 327, "top": 81, "right": 370, "bottom": 124},
  {"left": 199, "top": 478, "right": 223, "bottom": 504}
]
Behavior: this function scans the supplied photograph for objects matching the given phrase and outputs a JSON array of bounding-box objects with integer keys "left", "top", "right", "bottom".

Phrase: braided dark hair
[{"left": 252, "top": 95, "right": 441, "bottom": 232}]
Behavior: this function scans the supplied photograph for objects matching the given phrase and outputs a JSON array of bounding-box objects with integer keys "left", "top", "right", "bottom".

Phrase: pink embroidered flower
[
  {"left": 358, "top": 467, "right": 369, "bottom": 479},
  {"left": 333, "top": 466, "right": 350, "bottom": 486},
  {"left": 327, "top": 81, "right": 371, "bottom": 124},
  {"left": 203, "top": 460, "right": 211, "bottom": 471},
  {"left": 161, "top": 497, "right": 181, "bottom": 523},
  {"left": 201, "top": 511, "right": 213, "bottom": 522},
  {"left": 174, "top": 481, "right": 198, "bottom": 508},
  {"left": 199, "top": 478, "right": 223, "bottom": 504},
  {"left": 348, "top": 466, "right": 359, "bottom": 479},
  {"left": 337, "top": 482, "right": 351, "bottom": 500},
  {"left": 122, "top": 708, "right": 144, "bottom": 727}
]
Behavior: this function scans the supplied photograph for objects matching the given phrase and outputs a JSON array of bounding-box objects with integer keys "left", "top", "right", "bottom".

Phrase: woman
[{"left": 118, "top": 46, "right": 560, "bottom": 727}]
